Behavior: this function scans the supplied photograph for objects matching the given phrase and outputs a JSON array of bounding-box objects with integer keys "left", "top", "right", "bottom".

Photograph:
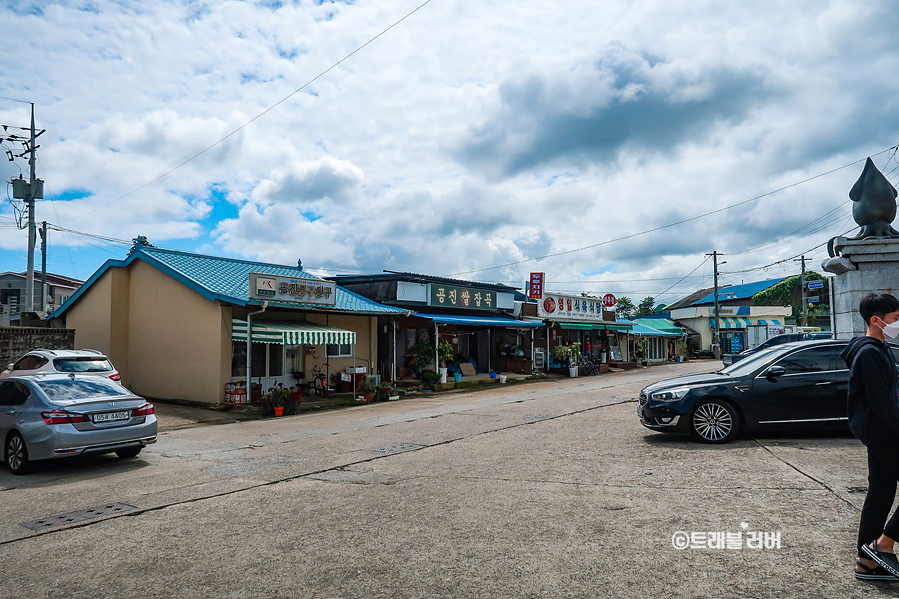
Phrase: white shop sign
[
  {"left": 248, "top": 272, "right": 337, "bottom": 306},
  {"left": 538, "top": 293, "right": 614, "bottom": 323}
]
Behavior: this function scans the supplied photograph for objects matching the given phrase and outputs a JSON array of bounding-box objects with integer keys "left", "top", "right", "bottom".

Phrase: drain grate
[
  {"left": 369, "top": 443, "right": 424, "bottom": 455},
  {"left": 20, "top": 502, "right": 137, "bottom": 531},
  {"left": 523, "top": 414, "right": 554, "bottom": 422}
]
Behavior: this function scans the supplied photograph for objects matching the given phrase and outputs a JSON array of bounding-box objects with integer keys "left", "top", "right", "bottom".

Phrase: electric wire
[
  {"left": 64, "top": 0, "right": 437, "bottom": 222},
  {"left": 448, "top": 145, "right": 898, "bottom": 277}
]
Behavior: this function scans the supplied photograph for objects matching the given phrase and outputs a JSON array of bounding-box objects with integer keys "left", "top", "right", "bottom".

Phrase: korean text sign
[
  {"left": 249, "top": 273, "right": 337, "bottom": 306},
  {"left": 428, "top": 284, "right": 497, "bottom": 311}
]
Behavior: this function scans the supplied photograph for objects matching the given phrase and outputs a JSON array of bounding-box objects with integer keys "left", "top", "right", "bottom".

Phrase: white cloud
[{"left": 0, "top": 0, "right": 897, "bottom": 301}]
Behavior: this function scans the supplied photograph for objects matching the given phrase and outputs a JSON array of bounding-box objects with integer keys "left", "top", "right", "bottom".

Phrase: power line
[
  {"left": 64, "top": 0, "right": 437, "bottom": 222},
  {"left": 447, "top": 144, "right": 898, "bottom": 277}
]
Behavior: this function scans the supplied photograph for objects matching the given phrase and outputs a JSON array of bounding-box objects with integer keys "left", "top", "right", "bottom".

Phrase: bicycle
[
  {"left": 307, "top": 364, "right": 330, "bottom": 398},
  {"left": 580, "top": 353, "right": 600, "bottom": 376}
]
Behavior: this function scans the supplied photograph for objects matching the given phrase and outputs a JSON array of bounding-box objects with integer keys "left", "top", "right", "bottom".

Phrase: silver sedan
[{"left": 1, "top": 374, "right": 157, "bottom": 474}]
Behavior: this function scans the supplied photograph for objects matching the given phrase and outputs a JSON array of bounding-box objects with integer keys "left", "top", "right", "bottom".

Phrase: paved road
[{"left": 0, "top": 363, "right": 887, "bottom": 598}]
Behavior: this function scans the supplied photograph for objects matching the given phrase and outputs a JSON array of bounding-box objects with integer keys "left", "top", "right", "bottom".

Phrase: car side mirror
[
  {"left": 765, "top": 366, "right": 786, "bottom": 379},
  {"left": 6, "top": 363, "right": 12, "bottom": 371}
]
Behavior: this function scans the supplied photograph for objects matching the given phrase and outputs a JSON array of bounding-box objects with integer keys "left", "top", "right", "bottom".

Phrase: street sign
[
  {"left": 528, "top": 273, "right": 544, "bottom": 299},
  {"left": 808, "top": 281, "right": 824, "bottom": 290},
  {"left": 808, "top": 296, "right": 820, "bottom": 303}
]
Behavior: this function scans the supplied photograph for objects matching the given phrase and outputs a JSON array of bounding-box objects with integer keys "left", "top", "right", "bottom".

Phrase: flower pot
[
  {"left": 439, "top": 367, "right": 448, "bottom": 384},
  {"left": 453, "top": 373, "right": 462, "bottom": 382},
  {"left": 361, "top": 392, "right": 375, "bottom": 404},
  {"left": 273, "top": 407, "right": 284, "bottom": 417},
  {"left": 568, "top": 367, "right": 578, "bottom": 378}
]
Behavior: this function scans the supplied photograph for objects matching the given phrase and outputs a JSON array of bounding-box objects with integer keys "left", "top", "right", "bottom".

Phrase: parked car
[
  {"left": 721, "top": 332, "right": 832, "bottom": 366},
  {"left": 1, "top": 374, "right": 156, "bottom": 474},
  {"left": 638, "top": 339, "right": 899, "bottom": 443},
  {"left": 1, "top": 349, "right": 121, "bottom": 382}
]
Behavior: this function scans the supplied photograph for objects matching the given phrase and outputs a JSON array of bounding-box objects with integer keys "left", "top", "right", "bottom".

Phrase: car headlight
[{"left": 650, "top": 386, "right": 692, "bottom": 402}]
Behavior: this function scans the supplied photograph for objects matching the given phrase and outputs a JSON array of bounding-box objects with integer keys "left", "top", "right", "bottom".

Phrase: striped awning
[
  {"left": 708, "top": 317, "right": 753, "bottom": 329},
  {"left": 232, "top": 320, "right": 356, "bottom": 345},
  {"left": 756, "top": 319, "right": 783, "bottom": 326}
]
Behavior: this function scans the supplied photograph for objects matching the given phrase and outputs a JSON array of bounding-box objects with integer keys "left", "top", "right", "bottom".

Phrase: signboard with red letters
[
  {"left": 537, "top": 292, "right": 618, "bottom": 323},
  {"left": 528, "top": 273, "right": 545, "bottom": 299}
]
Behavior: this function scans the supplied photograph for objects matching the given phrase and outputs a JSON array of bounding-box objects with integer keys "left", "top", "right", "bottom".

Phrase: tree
[
  {"left": 636, "top": 296, "right": 656, "bottom": 316},
  {"left": 752, "top": 272, "right": 830, "bottom": 324},
  {"left": 615, "top": 296, "right": 636, "bottom": 320}
]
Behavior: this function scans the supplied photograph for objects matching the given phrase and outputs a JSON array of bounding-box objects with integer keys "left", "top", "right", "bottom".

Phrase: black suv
[
  {"left": 639, "top": 339, "right": 899, "bottom": 443},
  {"left": 722, "top": 332, "right": 832, "bottom": 366}
]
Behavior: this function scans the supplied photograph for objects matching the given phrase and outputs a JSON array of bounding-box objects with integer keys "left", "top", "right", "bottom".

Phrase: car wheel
[
  {"left": 6, "top": 432, "right": 31, "bottom": 474},
  {"left": 690, "top": 400, "right": 740, "bottom": 444},
  {"left": 115, "top": 447, "right": 142, "bottom": 459}
]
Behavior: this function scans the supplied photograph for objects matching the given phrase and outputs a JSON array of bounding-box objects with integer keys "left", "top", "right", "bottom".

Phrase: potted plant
[
  {"left": 635, "top": 337, "right": 649, "bottom": 366},
  {"left": 552, "top": 345, "right": 572, "bottom": 366},
  {"left": 264, "top": 383, "right": 302, "bottom": 417},
  {"left": 437, "top": 339, "right": 454, "bottom": 383},
  {"left": 676, "top": 340, "right": 689, "bottom": 362},
  {"left": 358, "top": 375, "right": 377, "bottom": 403},
  {"left": 374, "top": 379, "right": 397, "bottom": 402},
  {"left": 568, "top": 342, "right": 583, "bottom": 377}
]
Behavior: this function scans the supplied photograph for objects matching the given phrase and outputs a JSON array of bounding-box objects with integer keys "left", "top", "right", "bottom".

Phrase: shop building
[
  {"left": 329, "top": 273, "right": 544, "bottom": 376},
  {"left": 536, "top": 291, "right": 633, "bottom": 369},
  {"left": 666, "top": 278, "right": 791, "bottom": 353},
  {"left": 628, "top": 317, "right": 686, "bottom": 363},
  {"left": 50, "top": 244, "right": 405, "bottom": 404}
]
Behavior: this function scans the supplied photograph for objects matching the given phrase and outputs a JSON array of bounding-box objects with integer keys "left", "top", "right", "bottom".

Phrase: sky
[{"left": 1, "top": 0, "right": 898, "bottom": 306}]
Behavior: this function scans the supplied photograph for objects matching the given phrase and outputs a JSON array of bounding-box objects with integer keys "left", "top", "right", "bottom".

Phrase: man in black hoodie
[{"left": 841, "top": 293, "right": 899, "bottom": 581}]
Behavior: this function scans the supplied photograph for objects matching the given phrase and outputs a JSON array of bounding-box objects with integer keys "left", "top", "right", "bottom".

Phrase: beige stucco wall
[
  {"left": 64, "top": 268, "right": 119, "bottom": 360},
  {"left": 126, "top": 260, "right": 225, "bottom": 403}
]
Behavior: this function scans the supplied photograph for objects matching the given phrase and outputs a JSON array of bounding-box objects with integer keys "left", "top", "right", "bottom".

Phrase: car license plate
[{"left": 93, "top": 411, "right": 130, "bottom": 423}]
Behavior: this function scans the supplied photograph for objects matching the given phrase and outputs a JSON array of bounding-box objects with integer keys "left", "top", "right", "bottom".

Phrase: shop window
[
  {"left": 326, "top": 343, "right": 353, "bottom": 357},
  {"left": 251, "top": 343, "right": 267, "bottom": 378},
  {"left": 231, "top": 342, "right": 247, "bottom": 377},
  {"left": 269, "top": 344, "right": 283, "bottom": 376},
  {"left": 286, "top": 345, "right": 302, "bottom": 376}
]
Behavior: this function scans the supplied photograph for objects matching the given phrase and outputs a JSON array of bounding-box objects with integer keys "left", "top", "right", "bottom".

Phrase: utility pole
[
  {"left": 707, "top": 251, "right": 721, "bottom": 358},
  {"left": 39, "top": 221, "right": 47, "bottom": 312},
  {"left": 25, "top": 104, "right": 37, "bottom": 312},
  {"left": 794, "top": 255, "right": 807, "bottom": 327}
]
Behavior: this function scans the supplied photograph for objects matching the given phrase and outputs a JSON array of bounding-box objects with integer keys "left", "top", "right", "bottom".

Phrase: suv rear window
[
  {"left": 53, "top": 357, "right": 113, "bottom": 373},
  {"left": 36, "top": 378, "right": 127, "bottom": 402}
]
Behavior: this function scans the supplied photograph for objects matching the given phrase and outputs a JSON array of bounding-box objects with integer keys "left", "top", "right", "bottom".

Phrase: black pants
[{"left": 858, "top": 443, "right": 899, "bottom": 557}]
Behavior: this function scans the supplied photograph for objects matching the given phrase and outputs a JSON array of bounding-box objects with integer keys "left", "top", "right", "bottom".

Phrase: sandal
[
  {"left": 856, "top": 559, "right": 898, "bottom": 581},
  {"left": 862, "top": 540, "right": 899, "bottom": 579}
]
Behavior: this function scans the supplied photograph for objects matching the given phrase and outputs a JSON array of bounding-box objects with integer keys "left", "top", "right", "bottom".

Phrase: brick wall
[{"left": 0, "top": 327, "right": 76, "bottom": 368}]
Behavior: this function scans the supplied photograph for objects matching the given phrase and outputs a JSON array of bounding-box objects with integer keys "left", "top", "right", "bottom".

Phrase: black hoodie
[{"left": 841, "top": 336, "right": 899, "bottom": 445}]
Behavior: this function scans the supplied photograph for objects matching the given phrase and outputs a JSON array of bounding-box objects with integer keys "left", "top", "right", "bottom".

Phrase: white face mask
[{"left": 878, "top": 319, "right": 899, "bottom": 340}]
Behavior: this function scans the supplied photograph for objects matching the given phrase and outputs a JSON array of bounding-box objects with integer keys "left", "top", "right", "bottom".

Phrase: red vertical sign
[{"left": 528, "top": 273, "right": 545, "bottom": 299}]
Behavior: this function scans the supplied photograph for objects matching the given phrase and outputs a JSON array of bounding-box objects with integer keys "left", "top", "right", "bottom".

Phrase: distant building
[
  {"left": 0, "top": 271, "right": 83, "bottom": 325},
  {"left": 665, "top": 278, "right": 792, "bottom": 353}
]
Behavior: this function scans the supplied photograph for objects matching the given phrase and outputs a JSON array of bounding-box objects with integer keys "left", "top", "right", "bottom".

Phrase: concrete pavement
[{"left": 0, "top": 362, "right": 889, "bottom": 598}]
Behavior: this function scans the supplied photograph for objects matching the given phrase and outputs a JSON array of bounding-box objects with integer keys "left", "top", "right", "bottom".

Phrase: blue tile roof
[
  {"left": 51, "top": 246, "right": 407, "bottom": 317},
  {"left": 690, "top": 277, "right": 787, "bottom": 306}
]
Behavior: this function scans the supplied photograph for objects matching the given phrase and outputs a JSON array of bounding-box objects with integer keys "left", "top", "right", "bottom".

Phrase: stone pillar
[{"left": 823, "top": 237, "right": 899, "bottom": 338}]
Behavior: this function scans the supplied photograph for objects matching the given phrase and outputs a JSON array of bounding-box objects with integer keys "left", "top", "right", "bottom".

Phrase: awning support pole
[
  {"left": 435, "top": 322, "right": 439, "bottom": 372},
  {"left": 546, "top": 323, "right": 550, "bottom": 371},
  {"left": 353, "top": 343, "right": 356, "bottom": 399},
  {"left": 245, "top": 302, "right": 268, "bottom": 404},
  {"left": 392, "top": 318, "right": 397, "bottom": 382}
]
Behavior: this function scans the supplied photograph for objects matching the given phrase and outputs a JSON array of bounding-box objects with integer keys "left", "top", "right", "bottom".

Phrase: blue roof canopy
[
  {"left": 691, "top": 278, "right": 787, "bottom": 306},
  {"left": 413, "top": 313, "right": 544, "bottom": 327},
  {"left": 51, "top": 246, "right": 407, "bottom": 318}
]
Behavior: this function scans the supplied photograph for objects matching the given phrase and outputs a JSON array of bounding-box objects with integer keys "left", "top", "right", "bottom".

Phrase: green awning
[
  {"left": 557, "top": 322, "right": 633, "bottom": 331},
  {"left": 232, "top": 319, "right": 356, "bottom": 345}
]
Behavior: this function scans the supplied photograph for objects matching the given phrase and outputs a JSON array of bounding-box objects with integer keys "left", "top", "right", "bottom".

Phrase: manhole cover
[
  {"left": 21, "top": 502, "right": 137, "bottom": 531},
  {"left": 369, "top": 443, "right": 424, "bottom": 455},
  {"left": 523, "top": 414, "right": 554, "bottom": 422}
]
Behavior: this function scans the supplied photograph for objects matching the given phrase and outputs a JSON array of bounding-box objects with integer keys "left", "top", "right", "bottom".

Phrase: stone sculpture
[{"left": 828, "top": 157, "right": 899, "bottom": 257}]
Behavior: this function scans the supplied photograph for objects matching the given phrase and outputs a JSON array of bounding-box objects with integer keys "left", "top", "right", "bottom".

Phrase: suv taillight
[
  {"left": 109, "top": 372, "right": 121, "bottom": 382},
  {"left": 42, "top": 410, "right": 90, "bottom": 425},
  {"left": 132, "top": 403, "right": 154, "bottom": 417}
]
